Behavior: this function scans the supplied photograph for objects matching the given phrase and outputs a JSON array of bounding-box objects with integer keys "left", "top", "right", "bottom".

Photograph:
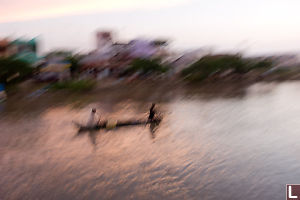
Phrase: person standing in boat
[
  {"left": 87, "top": 108, "right": 100, "bottom": 127},
  {"left": 148, "top": 103, "right": 156, "bottom": 123}
]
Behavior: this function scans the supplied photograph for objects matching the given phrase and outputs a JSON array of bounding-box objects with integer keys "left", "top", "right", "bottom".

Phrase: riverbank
[{"left": 2, "top": 74, "right": 299, "bottom": 117}]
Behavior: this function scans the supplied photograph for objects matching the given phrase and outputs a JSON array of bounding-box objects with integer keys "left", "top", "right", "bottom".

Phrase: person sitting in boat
[
  {"left": 148, "top": 103, "right": 156, "bottom": 123},
  {"left": 87, "top": 108, "right": 100, "bottom": 127}
]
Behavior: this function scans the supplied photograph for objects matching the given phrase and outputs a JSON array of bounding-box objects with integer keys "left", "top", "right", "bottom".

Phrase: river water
[{"left": 1, "top": 82, "right": 300, "bottom": 199}]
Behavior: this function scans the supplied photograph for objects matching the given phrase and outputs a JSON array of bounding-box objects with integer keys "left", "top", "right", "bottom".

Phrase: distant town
[{"left": 1, "top": 30, "right": 300, "bottom": 101}]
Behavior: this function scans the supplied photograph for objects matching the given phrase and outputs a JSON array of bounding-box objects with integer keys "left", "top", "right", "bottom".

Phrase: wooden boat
[{"left": 75, "top": 117, "right": 162, "bottom": 133}]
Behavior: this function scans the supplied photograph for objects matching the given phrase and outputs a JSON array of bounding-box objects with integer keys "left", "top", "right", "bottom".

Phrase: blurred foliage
[
  {"left": 51, "top": 80, "right": 96, "bottom": 92},
  {"left": 124, "top": 58, "right": 169, "bottom": 75},
  {"left": 65, "top": 55, "right": 81, "bottom": 77},
  {"left": 250, "top": 59, "right": 273, "bottom": 70},
  {"left": 45, "top": 50, "right": 72, "bottom": 59},
  {"left": 0, "top": 57, "right": 34, "bottom": 84},
  {"left": 181, "top": 54, "right": 274, "bottom": 82}
]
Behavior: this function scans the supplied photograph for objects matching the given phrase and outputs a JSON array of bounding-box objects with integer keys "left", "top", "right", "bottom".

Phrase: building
[
  {"left": 0, "top": 37, "right": 41, "bottom": 65},
  {"left": 79, "top": 31, "right": 170, "bottom": 77},
  {"left": 10, "top": 38, "right": 40, "bottom": 65},
  {"left": 96, "top": 31, "right": 113, "bottom": 54},
  {"left": 0, "top": 39, "right": 11, "bottom": 57}
]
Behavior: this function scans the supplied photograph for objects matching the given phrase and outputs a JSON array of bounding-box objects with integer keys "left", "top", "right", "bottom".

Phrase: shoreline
[{"left": 2, "top": 77, "right": 300, "bottom": 116}]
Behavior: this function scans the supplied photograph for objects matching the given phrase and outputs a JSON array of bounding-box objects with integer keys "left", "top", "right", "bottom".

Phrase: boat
[{"left": 75, "top": 116, "right": 162, "bottom": 133}]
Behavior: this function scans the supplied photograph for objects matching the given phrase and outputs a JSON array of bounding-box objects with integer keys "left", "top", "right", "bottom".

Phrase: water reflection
[
  {"left": 75, "top": 119, "right": 161, "bottom": 147},
  {"left": 2, "top": 82, "right": 300, "bottom": 199}
]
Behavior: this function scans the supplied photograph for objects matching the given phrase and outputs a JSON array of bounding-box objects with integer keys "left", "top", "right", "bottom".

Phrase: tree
[
  {"left": 0, "top": 57, "right": 33, "bottom": 84},
  {"left": 65, "top": 55, "right": 81, "bottom": 78},
  {"left": 126, "top": 58, "right": 169, "bottom": 75},
  {"left": 181, "top": 54, "right": 247, "bottom": 81}
]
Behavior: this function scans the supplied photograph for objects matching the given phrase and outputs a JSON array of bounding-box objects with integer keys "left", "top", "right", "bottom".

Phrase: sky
[{"left": 1, "top": 0, "right": 300, "bottom": 55}]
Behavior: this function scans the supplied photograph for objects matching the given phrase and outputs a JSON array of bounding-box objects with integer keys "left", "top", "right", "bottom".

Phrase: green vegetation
[
  {"left": 251, "top": 59, "right": 273, "bottom": 70},
  {"left": 0, "top": 57, "right": 34, "bottom": 84},
  {"left": 181, "top": 54, "right": 273, "bottom": 82},
  {"left": 65, "top": 55, "right": 81, "bottom": 77},
  {"left": 124, "top": 58, "right": 169, "bottom": 75},
  {"left": 45, "top": 50, "right": 72, "bottom": 59},
  {"left": 51, "top": 80, "right": 96, "bottom": 92}
]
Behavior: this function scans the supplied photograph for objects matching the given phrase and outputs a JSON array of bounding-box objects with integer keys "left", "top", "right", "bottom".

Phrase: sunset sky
[{"left": 1, "top": 0, "right": 300, "bottom": 55}]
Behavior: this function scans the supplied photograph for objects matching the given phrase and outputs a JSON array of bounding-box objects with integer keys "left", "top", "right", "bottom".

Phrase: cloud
[{"left": 0, "top": 0, "right": 187, "bottom": 23}]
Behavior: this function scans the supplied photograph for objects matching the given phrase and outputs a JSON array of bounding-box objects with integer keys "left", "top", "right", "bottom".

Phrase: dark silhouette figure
[{"left": 148, "top": 103, "right": 156, "bottom": 123}]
